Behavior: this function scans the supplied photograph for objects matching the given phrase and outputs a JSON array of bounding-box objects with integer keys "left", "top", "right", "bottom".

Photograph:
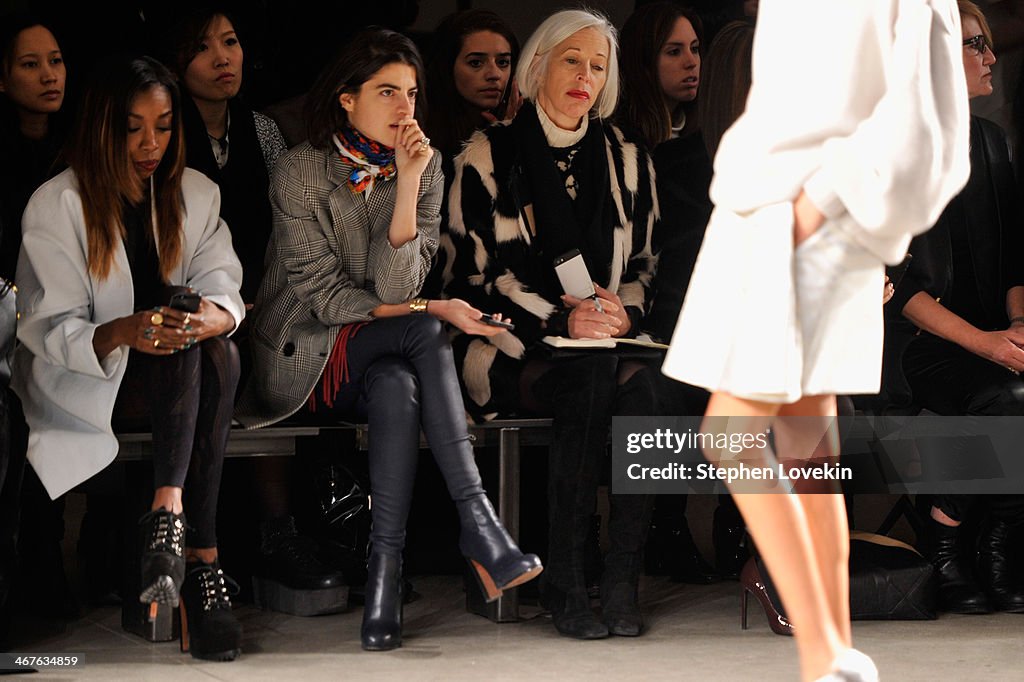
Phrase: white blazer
[{"left": 12, "top": 168, "right": 244, "bottom": 499}]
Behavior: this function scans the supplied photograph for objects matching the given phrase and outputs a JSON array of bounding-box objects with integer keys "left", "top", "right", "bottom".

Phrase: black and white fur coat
[{"left": 443, "top": 114, "right": 658, "bottom": 417}]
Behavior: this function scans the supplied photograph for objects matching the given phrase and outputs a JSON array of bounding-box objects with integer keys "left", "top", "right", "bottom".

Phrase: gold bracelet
[{"left": 409, "top": 297, "right": 429, "bottom": 314}]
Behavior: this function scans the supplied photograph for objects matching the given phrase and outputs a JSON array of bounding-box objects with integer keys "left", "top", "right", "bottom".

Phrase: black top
[
  {"left": 879, "top": 116, "right": 1024, "bottom": 406},
  {"left": 0, "top": 128, "right": 64, "bottom": 281},
  {"left": 644, "top": 131, "right": 713, "bottom": 343},
  {"left": 181, "top": 95, "right": 273, "bottom": 302},
  {"left": 122, "top": 200, "right": 163, "bottom": 310}
]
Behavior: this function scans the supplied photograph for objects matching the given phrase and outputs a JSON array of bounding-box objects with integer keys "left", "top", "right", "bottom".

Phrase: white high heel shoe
[{"left": 815, "top": 648, "right": 879, "bottom": 682}]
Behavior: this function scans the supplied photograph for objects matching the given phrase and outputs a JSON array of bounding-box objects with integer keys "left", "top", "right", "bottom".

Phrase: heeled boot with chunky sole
[
  {"left": 138, "top": 508, "right": 186, "bottom": 638},
  {"left": 179, "top": 560, "right": 242, "bottom": 661},
  {"left": 457, "top": 495, "right": 542, "bottom": 602},
  {"left": 361, "top": 553, "right": 403, "bottom": 651}
]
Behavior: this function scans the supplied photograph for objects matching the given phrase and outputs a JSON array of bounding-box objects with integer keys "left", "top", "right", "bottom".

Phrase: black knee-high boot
[
  {"left": 601, "top": 365, "right": 658, "bottom": 635},
  {"left": 402, "top": 318, "right": 541, "bottom": 599},
  {"left": 533, "top": 355, "right": 619, "bottom": 639},
  {"left": 360, "top": 359, "right": 421, "bottom": 651}
]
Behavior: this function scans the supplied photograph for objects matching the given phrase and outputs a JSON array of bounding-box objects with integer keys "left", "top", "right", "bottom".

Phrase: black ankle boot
[
  {"left": 544, "top": 583, "right": 608, "bottom": 640},
  {"left": 928, "top": 520, "right": 990, "bottom": 614},
  {"left": 179, "top": 560, "right": 242, "bottom": 661},
  {"left": 977, "top": 519, "right": 1024, "bottom": 613},
  {"left": 138, "top": 508, "right": 186, "bottom": 608},
  {"left": 361, "top": 552, "right": 403, "bottom": 651},
  {"left": 713, "top": 503, "right": 748, "bottom": 580},
  {"left": 457, "top": 495, "right": 542, "bottom": 602}
]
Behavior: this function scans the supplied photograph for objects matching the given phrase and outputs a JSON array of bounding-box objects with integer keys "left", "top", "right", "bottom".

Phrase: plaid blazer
[{"left": 236, "top": 142, "right": 443, "bottom": 428}]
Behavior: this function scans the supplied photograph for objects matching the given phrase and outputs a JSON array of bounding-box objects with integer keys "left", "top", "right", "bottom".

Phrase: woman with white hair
[{"left": 446, "top": 9, "right": 659, "bottom": 639}]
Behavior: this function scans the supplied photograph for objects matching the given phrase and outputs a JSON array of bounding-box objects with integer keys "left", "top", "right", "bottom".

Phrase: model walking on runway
[{"left": 663, "top": 1, "right": 971, "bottom": 679}]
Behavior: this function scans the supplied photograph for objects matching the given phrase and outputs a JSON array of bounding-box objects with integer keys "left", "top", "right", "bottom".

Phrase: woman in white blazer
[{"left": 13, "top": 57, "right": 244, "bottom": 661}]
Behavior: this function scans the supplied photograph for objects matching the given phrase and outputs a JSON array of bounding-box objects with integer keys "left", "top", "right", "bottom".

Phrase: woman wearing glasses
[
  {"left": 663, "top": 0, "right": 970, "bottom": 680},
  {"left": 884, "top": 0, "right": 1024, "bottom": 617}
]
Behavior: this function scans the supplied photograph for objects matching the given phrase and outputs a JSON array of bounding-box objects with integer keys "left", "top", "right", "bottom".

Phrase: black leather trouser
[
  {"left": 308, "top": 315, "right": 485, "bottom": 558},
  {"left": 903, "top": 335, "right": 1024, "bottom": 524}
]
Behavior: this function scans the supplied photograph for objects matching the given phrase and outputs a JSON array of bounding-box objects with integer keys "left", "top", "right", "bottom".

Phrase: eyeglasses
[{"left": 963, "top": 34, "right": 990, "bottom": 56}]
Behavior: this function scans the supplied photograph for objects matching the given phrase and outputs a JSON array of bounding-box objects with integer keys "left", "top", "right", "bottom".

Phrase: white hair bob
[{"left": 515, "top": 8, "right": 620, "bottom": 121}]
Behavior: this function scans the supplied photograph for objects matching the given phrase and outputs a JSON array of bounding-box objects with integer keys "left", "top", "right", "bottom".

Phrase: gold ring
[
  {"left": 153, "top": 339, "right": 160, "bottom": 348},
  {"left": 184, "top": 312, "right": 191, "bottom": 325},
  {"left": 419, "top": 136, "right": 431, "bottom": 147},
  {"left": 150, "top": 312, "right": 164, "bottom": 326}
]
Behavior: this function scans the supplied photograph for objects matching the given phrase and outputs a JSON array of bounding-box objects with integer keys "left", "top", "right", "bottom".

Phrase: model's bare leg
[
  {"left": 776, "top": 396, "right": 852, "bottom": 648},
  {"left": 703, "top": 392, "right": 845, "bottom": 681}
]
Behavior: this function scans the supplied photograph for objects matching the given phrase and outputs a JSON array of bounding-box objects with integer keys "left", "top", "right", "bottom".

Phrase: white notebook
[{"left": 541, "top": 333, "right": 669, "bottom": 350}]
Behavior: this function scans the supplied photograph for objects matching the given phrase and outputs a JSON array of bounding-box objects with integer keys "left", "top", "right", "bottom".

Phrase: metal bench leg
[{"left": 490, "top": 426, "right": 522, "bottom": 622}]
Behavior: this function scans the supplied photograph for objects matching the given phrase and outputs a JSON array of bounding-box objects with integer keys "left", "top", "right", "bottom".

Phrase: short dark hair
[
  {"left": 161, "top": 5, "right": 240, "bottom": 79},
  {"left": 304, "top": 27, "right": 425, "bottom": 149}
]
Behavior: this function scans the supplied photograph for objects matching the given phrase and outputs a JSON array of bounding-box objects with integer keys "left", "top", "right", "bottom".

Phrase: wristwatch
[{"left": 409, "top": 298, "right": 429, "bottom": 314}]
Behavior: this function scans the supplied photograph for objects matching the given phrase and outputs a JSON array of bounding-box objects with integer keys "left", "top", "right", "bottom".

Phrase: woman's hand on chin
[{"left": 394, "top": 116, "right": 433, "bottom": 180}]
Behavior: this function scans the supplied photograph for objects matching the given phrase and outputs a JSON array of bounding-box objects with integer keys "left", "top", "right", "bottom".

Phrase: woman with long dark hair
[
  {"left": 237, "top": 28, "right": 541, "bottom": 651},
  {"left": 425, "top": 9, "right": 519, "bottom": 163},
  {"left": 618, "top": 2, "right": 747, "bottom": 586},
  {"left": 0, "top": 14, "right": 68, "bottom": 281},
  {"left": 163, "top": 6, "right": 345, "bottom": 605},
  {"left": 13, "top": 56, "right": 245, "bottom": 661},
  {"left": 421, "top": 9, "right": 520, "bottom": 298},
  {"left": 0, "top": 13, "right": 70, "bottom": 622},
  {"left": 163, "top": 7, "right": 286, "bottom": 302}
]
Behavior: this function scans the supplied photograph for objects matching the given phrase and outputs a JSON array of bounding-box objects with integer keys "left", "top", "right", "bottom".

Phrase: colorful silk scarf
[{"left": 335, "top": 124, "right": 397, "bottom": 193}]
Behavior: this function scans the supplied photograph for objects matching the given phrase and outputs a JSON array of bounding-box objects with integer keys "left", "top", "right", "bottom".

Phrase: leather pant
[{"left": 307, "top": 315, "right": 486, "bottom": 558}]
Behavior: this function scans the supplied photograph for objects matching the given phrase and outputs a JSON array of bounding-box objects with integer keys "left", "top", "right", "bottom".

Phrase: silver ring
[{"left": 419, "top": 136, "right": 431, "bottom": 147}]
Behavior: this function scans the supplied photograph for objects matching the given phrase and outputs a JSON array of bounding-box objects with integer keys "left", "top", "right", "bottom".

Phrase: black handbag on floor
[
  {"left": 847, "top": 531, "right": 936, "bottom": 620},
  {"left": 758, "top": 530, "right": 936, "bottom": 621}
]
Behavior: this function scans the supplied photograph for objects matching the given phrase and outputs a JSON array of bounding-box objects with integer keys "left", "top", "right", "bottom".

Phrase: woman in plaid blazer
[{"left": 237, "top": 28, "right": 541, "bottom": 651}]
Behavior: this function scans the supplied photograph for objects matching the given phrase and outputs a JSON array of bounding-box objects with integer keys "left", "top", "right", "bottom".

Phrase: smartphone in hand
[
  {"left": 169, "top": 291, "right": 201, "bottom": 313},
  {"left": 554, "top": 249, "right": 597, "bottom": 301},
  {"left": 481, "top": 316, "right": 515, "bottom": 330}
]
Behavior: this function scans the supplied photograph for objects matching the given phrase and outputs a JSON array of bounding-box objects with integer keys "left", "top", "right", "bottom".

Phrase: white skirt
[{"left": 662, "top": 202, "right": 885, "bottom": 404}]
